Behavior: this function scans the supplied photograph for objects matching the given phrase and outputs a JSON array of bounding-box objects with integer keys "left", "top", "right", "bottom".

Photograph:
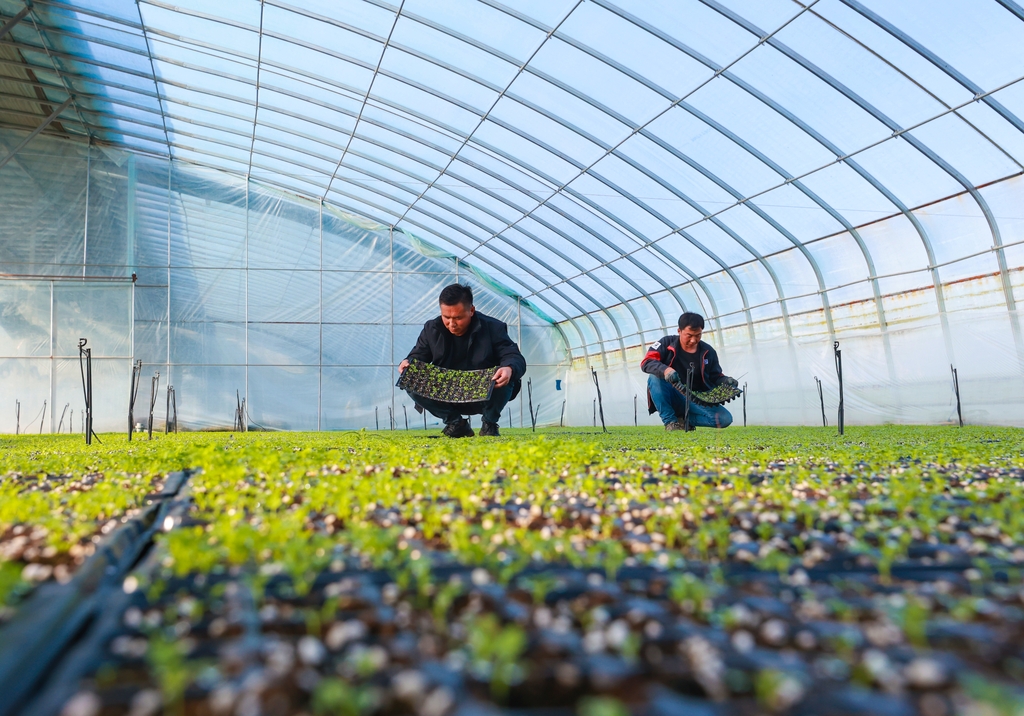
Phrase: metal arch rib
[
  {"left": 700, "top": 0, "right": 1021, "bottom": 339},
  {"left": 15, "top": 1, "right": 774, "bottom": 338},
  {"left": 397, "top": 215, "right": 613, "bottom": 363},
  {"left": 839, "top": 0, "right": 1024, "bottom": 138},
  {"left": 589, "top": 0, "right": 937, "bottom": 355},
  {"left": 322, "top": 0, "right": 404, "bottom": 200}
]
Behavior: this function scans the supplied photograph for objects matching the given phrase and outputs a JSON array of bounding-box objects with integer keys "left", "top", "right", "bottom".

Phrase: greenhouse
[{"left": 2, "top": 0, "right": 1024, "bottom": 714}]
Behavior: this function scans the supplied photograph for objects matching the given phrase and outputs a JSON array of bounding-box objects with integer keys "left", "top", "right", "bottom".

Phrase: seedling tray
[
  {"left": 396, "top": 359, "right": 496, "bottom": 403},
  {"left": 673, "top": 381, "right": 743, "bottom": 406}
]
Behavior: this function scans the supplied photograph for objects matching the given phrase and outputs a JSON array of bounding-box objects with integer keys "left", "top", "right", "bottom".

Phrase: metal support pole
[
  {"left": 403, "top": 405, "right": 408, "bottom": 430},
  {"left": 38, "top": 400, "right": 46, "bottom": 434},
  {"left": 833, "top": 341, "right": 844, "bottom": 436},
  {"left": 742, "top": 382, "right": 748, "bottom": 427},
  {"left": 78, "top": 338, "right": 94, "bottom": 445},
  {"left": 128, "top": 359, "right": 142, "bottom": 440},
  {"left": 682, "top": 364, "right": 694, "bottom": 430},
  {"left": 592, "top": 368, "right": 607, "bottom": 433},
  {"left": 375, "top": 406, "right": 379, "bottom": 431},
  {"left": 814, "top": 376, "right": 827, "bottom": 428},
  {"left": 0, "top": 6, "right": 32, "bottom": 41},
  {"left": 15, "top": 400, "right": 19, "bottom": 435},
  {"left": 559, "top": 400, "right": 565, "bottom": 428},
  {"left": 57, "top": 403, "right": 68, "bottom": 433},
  {"left": 527, "top": 378, "right": 536, "bottom": 431},
  {"left": 165, "top": 384, "right": 172, "bottom": 434},
  {"left": 148, "top": 372, "right": 160, "bottom": 439},
  {"left": 633, "top": 394, "right": 637, "bottom": 427},
  {"left": 951, "top": 365, "right": 963, "bottom": 428},
  {"left": 0, "top": 97, "right": 73, "bottom": 171}
]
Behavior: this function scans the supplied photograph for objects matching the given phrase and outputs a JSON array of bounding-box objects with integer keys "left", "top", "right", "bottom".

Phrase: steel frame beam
[{"left": 0, "top": 95, "right": 72, "bottom": 170}]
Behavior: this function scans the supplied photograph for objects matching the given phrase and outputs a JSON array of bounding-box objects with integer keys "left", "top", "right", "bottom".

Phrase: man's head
[
  {"left": 439, "top": 283, "right": 475, "bottom": 336},
  {"left": 677, "top": 312, "right": 705, "bottom": 353}
]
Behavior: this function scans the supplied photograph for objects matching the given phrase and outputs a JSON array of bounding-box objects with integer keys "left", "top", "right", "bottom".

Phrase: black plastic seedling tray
[
  {"left": 674, "top": 381, "right": 743, "bottom": 406},
  {"left": 396, "top": 359, "right": 496, "bottom": 403}
]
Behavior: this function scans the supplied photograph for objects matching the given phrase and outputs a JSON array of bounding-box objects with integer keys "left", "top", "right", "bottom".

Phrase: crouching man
[
  {"left": 399, "top": 284, "right": 526, "bottom": 437},
  {"left": 642, "top": 312, "right": 737, "bottom": 431}
]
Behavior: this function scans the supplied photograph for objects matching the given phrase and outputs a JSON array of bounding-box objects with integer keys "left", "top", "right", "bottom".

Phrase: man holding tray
[
  {"left": 398, "top": 283, "right": 527, "bottom": 437},
  {"left": 641, "top": 312, "right": 738, "bottom": 431}
]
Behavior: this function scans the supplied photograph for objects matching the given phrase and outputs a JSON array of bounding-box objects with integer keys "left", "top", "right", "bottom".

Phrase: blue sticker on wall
[{"left": 555, "top": 379, "right": 562, "bottom": 390}]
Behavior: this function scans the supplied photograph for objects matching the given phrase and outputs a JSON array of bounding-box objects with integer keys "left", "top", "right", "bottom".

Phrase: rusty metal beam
[
  {"left": 0, "top": 6, "right": 31, "bottom": 41},
  {"left": 0, "top": 95, "right": 72, "bottom": 170}
]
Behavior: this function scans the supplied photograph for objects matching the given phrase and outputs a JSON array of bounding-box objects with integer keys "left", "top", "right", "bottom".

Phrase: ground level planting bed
[{"left": 2, "top": 426, "right": 1023, "bottom": 716}]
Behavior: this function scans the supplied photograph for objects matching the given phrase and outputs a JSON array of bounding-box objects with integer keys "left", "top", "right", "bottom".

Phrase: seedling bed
[
  {"left": 2, "top": 427, "right": 1023, "bottom": 716},
  {"left": 396, "top": 359, "right": 496, "bottom": 403},
  {"left": 0, "top": 437, "right": 193, "bottom": 623}
]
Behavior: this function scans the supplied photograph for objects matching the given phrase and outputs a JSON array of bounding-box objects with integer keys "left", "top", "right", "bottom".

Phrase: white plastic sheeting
[{"left": 0, "top": 129, "right": 567, "bottom": 431}]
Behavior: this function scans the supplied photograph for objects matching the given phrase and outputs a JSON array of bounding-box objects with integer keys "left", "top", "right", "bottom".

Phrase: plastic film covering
[
  {"left": 1, "top": 0, "right": 1024, "bottom": 426},
  {"left": 0, "top": 128, "right": 562, "bottom": 430}
]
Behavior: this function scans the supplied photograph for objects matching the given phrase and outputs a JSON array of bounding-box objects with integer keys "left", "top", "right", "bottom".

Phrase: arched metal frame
[{"left": 3, "top": 0, "right": 1024, "bottom": 364}]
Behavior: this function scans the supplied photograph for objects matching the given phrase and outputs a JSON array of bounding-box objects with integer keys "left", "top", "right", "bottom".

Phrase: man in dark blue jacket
[
  {"left": 399, "top": 284, "right": 526, "bottom": 437},
  {"left": 641, "top": 312, "right": 737, "bottom": 431}
]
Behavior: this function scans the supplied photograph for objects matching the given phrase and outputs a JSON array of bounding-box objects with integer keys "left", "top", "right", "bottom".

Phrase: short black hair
[
  {"left": 678, "top": 312, "right": 705, "bottom": 331},
  {"left": 439, "top": 283, "right": 473, "bottom": 307}
]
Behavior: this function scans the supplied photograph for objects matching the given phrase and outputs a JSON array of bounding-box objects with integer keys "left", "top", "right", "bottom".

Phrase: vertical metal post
[
  {"left": 49, "top": 281, "right": 55, "bottom": 433},
  {"left": 148, "top": 372, "right": 160, "bottom": 439},
  {"left": 375, "top": 406, "right": 379, "bottom": 431},
  {"left": 834, "top": 341, "right": 844, "bottom": 436},
  {"left": 38, "top": 401, "right": 46, "bottom": 434},
  {"left": 83, "top": 139, "right": 90, "bottom": 277},
  {"left": 403, "top": 405, "right": 408, "bottom": 430},
  {"left": 15, "top": 400, "right": 20, "bottom": 435},
  {"left": 390, "top": 227, "right": 395, "bottom": 429},
  {"left": 527, "top": 377, "right": 536, "bottom": 431},
  {"left": 633, "top": 394, "right": 637, "bottom": 427},
  {"left": 244, "top": 180, "right": 249, "bottom": 425},
  {"left": 560, "top": 400, "right": 565, "bottom": 428},
  {"left": 129, "top": 359, "right": 142, "bottom": 440},
  {"left": 517, "top": 297, "right": 523, "bottom": 428},
  {"left": 682, "top": 364, "right": 694, "bottom": 430},
  {"left": 78, "top": 338, "right": 93, "bottom": 445},
  {"left": 318, "top": 200, "right": 323, "bottom": 431},
  {"left": 742, "top": 382, "right": 748, "bottom": 427},
  {"left": 815, "top": 376, "right": 827, "bottom": 427},
  {"left": 165, "top": 383, "right": 172, "bottom": 433},
  {"left": 166, "top": 160, "right": 171, "bottom": 390},
  {"left": 951, "top": 365, "right": 963, "bottom": 428}
]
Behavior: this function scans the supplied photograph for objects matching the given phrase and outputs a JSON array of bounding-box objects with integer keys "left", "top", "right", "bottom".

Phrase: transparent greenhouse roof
[{"left": 3, "top": 0, "right": 1024, "bottom": 346}]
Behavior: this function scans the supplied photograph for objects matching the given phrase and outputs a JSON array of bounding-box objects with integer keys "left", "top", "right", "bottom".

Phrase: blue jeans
[
  {"left": 648, "top": 374, "right": 733, "bottom": 428},
  {"left": 407, "top": 383, "right": 514, "bottom": 425}
]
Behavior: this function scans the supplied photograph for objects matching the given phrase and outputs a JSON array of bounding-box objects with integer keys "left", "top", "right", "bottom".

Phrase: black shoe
[
  {"left": 442, "top": 417, "right": 474, "bottom": 438},
  {"left": 479, "top": 420, "right": 500, "bottom": 437}
]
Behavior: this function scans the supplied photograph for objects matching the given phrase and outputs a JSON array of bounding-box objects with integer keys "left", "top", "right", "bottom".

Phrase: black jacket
[
  {"left": 406, "top": 312, "right": 527, "bottom": 400},
  {"left": 641, "top": 335, "right": 726, "bottom": 414}
]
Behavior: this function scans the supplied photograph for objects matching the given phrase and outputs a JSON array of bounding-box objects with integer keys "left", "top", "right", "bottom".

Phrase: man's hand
[
  {"left": 722, "top": 375, "right": 739, "bottom": 388},
  {"left": 398, "top": 359, "right": 410, "bottom": 374},
  {"left": 664, "top": 367, "right": 682, "bottom": 384},
  {"left": 492, "top": 366, "right": 513, "bottom": 388}
]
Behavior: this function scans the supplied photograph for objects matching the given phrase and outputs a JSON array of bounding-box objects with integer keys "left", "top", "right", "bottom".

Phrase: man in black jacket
[
  {"left": 641, "top": 312, "right": 738, "bottom": 431},
  {"left": 399, "top": 284, "right": 526, "bottom": 437}
]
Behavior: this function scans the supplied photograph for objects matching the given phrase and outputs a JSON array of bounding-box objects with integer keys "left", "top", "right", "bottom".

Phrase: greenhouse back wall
[{"left": 2, "top": 0, "right": 1024, "bottom": 429}]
